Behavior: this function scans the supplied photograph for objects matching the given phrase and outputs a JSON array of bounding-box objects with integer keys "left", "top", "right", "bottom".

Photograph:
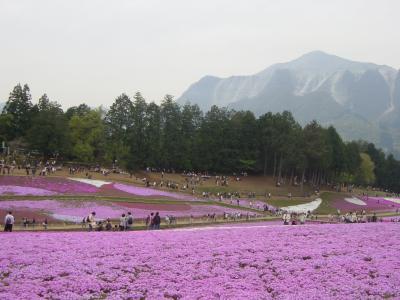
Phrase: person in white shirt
[
  {"left": 87, "top": 212, "right": 96, "bottom": 231},
  {"left": 119, "top": 213, "right": 127, "bottom": 231},
  {"left": 283, "top": 212, "right": 290, "bottom": 225},
  {"left": 4, "top": 211, "right": 15, "bottom": 232},
  {"left": 299, "top": 213, "right": 306, "bottom": 225}
]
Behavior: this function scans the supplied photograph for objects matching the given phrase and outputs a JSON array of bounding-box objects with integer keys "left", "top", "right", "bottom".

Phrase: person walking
[
  {"left": 153, "top": 212, "right": 161, "bottom": 230},
  {"left": 4, "top": 211, "right": 14, "bottom": 232}
]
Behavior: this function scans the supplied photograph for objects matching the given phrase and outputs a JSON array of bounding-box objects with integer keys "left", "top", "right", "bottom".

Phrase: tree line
[{"left": 1, "top": 83, "right": 400, "bottom": 192}]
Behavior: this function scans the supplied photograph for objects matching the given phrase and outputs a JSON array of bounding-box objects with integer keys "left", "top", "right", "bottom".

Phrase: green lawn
[{"left": 314, "top": 192, "right": 350, "bottom": 215}]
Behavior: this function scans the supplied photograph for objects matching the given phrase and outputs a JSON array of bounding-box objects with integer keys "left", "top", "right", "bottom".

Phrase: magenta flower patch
[
  {"left": 0, "top": 200, "right": 253, "bottom": 222},
  {"left": 113, "top": 183, "right": 197, "bottom": 200},
  {"left": 0, "top": 185, "right": 58, "bottom": 196},
  {"left": 0, "top": 223, "right": 399, "bottom": 299},
  {"left": 0, "top": 176, "right": 98, "bottom": 194}
]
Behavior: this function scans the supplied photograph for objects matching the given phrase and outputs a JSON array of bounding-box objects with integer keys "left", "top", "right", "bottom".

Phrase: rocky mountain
[{"left": 179, "top": 51, "right": 400, "bottom": 157}]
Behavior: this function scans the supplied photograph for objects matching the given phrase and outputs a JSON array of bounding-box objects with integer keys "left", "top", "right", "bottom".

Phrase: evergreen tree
[
  {"left": 160, "top": 95, "right": 183, "bottom": 169},
  {"left": 128, "top": 92, "right": 148, "bottom": 169},
  {"left": 27, "top": 94, "right": 69, "bottom": 158},
  {"left": 2, "top": 84, "right": 33, "bottom": 139},
  {"left": 104, "top": 94, "right": 133, "bottom": 164}
]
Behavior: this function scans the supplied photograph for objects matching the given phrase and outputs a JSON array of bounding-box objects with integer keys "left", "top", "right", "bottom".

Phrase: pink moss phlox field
[
  {"left": 113, "top": 183, "right": 197, "bottom": 201},
  {"left": 0, "top": 176, "right": 98, "bottom": 194},
  {"left": 333, "top": 196, "right": 400, "bottom": 212},
  {"left": 364, "top": 197, "right": 400, "bottom": 209},
  {"left": 0, "top": 185, "right": 58, "bottom": 196},
  {"left": 0, "top": 200, "right": 252, "bottom": 222},
  {"left": 0, "top": 200, "right": 124, "bottom": 222},
  {"left": 0, "top": 223, "right": 399, "bottom": 299}
]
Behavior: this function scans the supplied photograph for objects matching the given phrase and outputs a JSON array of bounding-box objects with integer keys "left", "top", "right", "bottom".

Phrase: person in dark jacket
[{"left": 153, "top": 212, "right": 161, "bottom": 230}]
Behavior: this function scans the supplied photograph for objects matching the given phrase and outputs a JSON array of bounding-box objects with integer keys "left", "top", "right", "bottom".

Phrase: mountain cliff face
[{"left": 179, "top": 51, "right": 400, "bottom": 157}]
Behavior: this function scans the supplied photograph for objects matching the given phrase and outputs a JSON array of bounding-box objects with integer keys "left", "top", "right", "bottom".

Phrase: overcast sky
[{"left": 0, "top": 0, "right": 399, "bottom": 108}]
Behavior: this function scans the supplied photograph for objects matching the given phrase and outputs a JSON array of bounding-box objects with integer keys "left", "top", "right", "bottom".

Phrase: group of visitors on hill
[
  {"left": 82, "top": 211, "right": 162, "bottom": 231},
  {"left": 3, "top": 212, "right": 48, "bottom": 232},
  {"left": 0, "top": 158, "right": 58, "bottom": 176},
  {"left": 282, "top": 212, "right": 307, "bottom": 225},
  {"left": 0, "top": 159, "right": 16, "bottom": 174},
  {"left": 145, "top": 212, "right": 161, "bottom": 229},
  {"left": 333, "top": 210, "right": 383, "bottom": 223}
]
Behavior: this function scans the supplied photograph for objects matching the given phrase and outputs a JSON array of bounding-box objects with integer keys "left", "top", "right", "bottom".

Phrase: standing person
[
  {"left": 126, "top": 212, "right": 133, "bottom": 230},
  {"left": 87, "top": 212, "right": 96, "bottom": 231},
  {"left": 149, "top": 213, "right": 154, "bottom": 230},
  {"left": 119, "top": 213, "right": 126, "bottom": 231},
  {"left": 283, "top": 212, "right": 290, "bottom": 225},
  {"left": 299, "top": 213, "right": 306, "bottom": 225},
  {"left": 105, "top": 218, "right": 112, "bottom": 231},
  {"left": 153, "top": 212, "right": 161, "bottom": 230},
  {"left": 145, "top": 214, "right": 151, "bottom": 229},
  {"left": 4, "top": 211, "right": 14, "bottom": 232},
  {"left": 42, "top": 218, "right": 48, "bottom": 230}
]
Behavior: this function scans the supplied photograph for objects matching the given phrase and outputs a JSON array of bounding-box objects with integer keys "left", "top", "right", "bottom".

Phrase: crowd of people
[
  {"left": 2, "top": 212, "right": 49, "bottom": 232},
  {"left": 282, "top": 212, "right": 308, "bottom": 225},
  {"left": 81, "top": 211, "right": 162, "bottom": 231},
  {"left": 0, "top": 158, "right": 60, "bottom": 176},
  {"left": 333, "top": 210, "right": 380, "bottom": 223}
]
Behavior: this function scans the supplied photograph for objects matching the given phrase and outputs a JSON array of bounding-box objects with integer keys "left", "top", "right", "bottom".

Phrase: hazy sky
[{"left": 1, "top": 0, "right": 399, "bottom": 108}]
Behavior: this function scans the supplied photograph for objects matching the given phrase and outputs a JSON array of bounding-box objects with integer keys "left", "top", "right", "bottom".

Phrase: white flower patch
[
  {"left": 68, "top": 178, "right": 111, "bottom": 188},
  {"left": 280, "top": 198, "right": 322, "bottom": 213},
  {"left": 344, "top": 197, "right": 367, "bottom": 206}
]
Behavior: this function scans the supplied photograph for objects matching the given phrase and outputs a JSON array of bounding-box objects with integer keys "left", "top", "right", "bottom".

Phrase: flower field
[
  {"left": 0, "top": 223, "right": 399, "bottom": 299},
  {"left": 0, "top": 176, "right": 196, "bottom": 200},
  {"left": 333, "top": 196, "right": 400, "bottom": 212},
  {"left": 0, "top": 176, "right": 98, "bottom": 195},
  {"left": 0, "top": 200, "right": 251, "bottom": 222}
]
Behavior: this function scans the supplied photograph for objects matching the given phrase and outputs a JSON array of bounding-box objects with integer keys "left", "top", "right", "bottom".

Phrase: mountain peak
[
  {"left": 287, "top": 50, "right": 359, "bottom": 71},
  {"left": 298, "top": 50, "right": 334, "bottom": 59}
]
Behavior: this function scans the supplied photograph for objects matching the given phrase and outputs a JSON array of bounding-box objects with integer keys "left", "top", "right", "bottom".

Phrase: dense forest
[{"left": 1, "top": 83, "right": 400, "bottom": 192}]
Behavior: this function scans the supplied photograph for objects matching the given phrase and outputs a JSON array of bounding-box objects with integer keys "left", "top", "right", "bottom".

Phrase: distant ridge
[{"left": 178, "top": 51, "right": 400, "bottom": 157}]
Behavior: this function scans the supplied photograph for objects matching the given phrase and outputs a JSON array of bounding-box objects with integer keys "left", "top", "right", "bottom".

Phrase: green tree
[
  {"left": 180, "top": 103, "right": 202, "bottom": 170},
  {"left": 104, "top": 94, "right": 133, "bottom": 165},
  {"left": 160, "top": 95, "right": 183, "bottom": 169},
  {"left": 2, "top": 84, "right": 33, "bottom": 139},
  {"left": 145, "top": 102, "right": 162, "bottom": 168},
  {"left": 69, "top": 109, "right": 105, "bottom": 162},
  {"left": 325, "top": 126, "right": 346, "bottom": 180},
  {"left": 195, "top": 106, "right": 232, "bottom": 171},
  {"left": 127, "top": 92, "right": 148, "bottom": 170},
  {"left": 0, "top": 114, "right": 14, "bottom": 142},
  {"left": 65, "top": 104, "right": 91, "bottom": 119},
  {"left": 302, "top": 120, "right": 331, "bottom": 186},
  {"left": 26, "top": 94, "right": 69, "bottom": 158},
  {"left": 355, "top": 153, "right": 375, "bottom": 185}
]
